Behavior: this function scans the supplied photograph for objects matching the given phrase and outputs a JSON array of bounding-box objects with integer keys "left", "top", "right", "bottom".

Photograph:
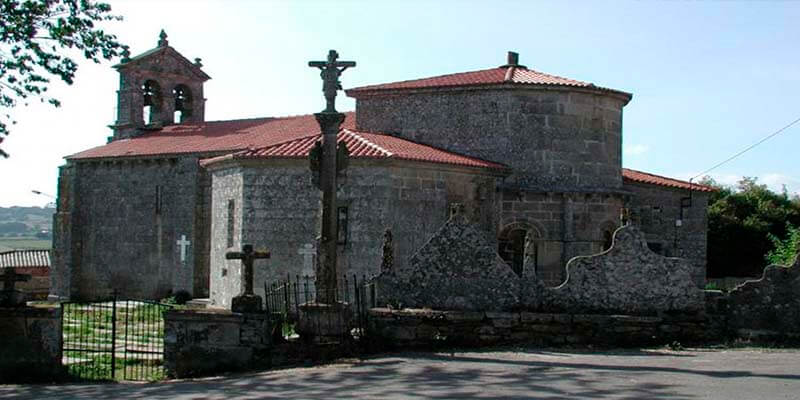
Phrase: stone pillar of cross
[{"left": 308, "top": 50, "right": 355, "bottom": 305}]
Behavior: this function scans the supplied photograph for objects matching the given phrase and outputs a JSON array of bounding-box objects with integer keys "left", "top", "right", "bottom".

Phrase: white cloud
[{"left": 623, "top": 144, "right": 649, "bottom": 157}]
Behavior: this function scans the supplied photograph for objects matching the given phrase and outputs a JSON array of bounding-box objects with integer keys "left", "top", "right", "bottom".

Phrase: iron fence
[
  {"left": 61, "top": 294, "right": 172, "bottom": 381},
  {"left": 264, "top": 274, "right": 376, "bottom": 342}
]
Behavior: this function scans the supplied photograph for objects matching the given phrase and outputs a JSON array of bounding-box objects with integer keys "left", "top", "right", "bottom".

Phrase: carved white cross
[
  {"left": 177, "top": 234, "right": 191, "bottom": 263},
  {"left": 298, "top": 243, "right": 315, "bottom": 275}
]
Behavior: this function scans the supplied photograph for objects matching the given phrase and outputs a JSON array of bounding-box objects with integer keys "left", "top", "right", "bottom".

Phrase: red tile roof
[
  {"left": 67, "top": 113, "right": 355, "bottom": 160},
  {"left": 0, "top": 250, "right": 51, "bottom": 269},
  {"left": 200, "top": 129, "right": 509, "bottom": 172},
  {"left": 347, "top": 65, "right": 631, "bottom": 99},
  {"left": 622, "top": 168, "right": 716, "bottom": 192}
]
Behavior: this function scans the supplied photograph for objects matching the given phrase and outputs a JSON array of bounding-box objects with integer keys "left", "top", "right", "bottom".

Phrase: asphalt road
[{"left": 2, "top": 348, "right": 799, "bottom": 399}]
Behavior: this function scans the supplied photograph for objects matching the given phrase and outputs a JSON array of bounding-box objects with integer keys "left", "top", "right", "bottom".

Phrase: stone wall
[
  {"left": 0, "top": 306, "right": 64, "bottom": 382},
  {"left": 368, "top": 308, "right": 719, "bottom": 348},
  {"left": 625, "top": 182, "right": 710, "bottom": 287},
  {"left": 376, "top": 218, "right": 704, "bottom": 314},
  {"left": 207, "top": 158, "right": 501, "bottom": 308},
  {"left": 727, "top": 257, "right": 800, "bottom": 339},
  {"left": 164, "top": 309, "right": 269, "bottom": 378},
  {"left": 56, "top": 156, "right": 210, "bottom": 300},
  {"left": 352, "top": 88, "right": 627, "bottom": 190},
  {"left": 546, "top": 225, "right": 703, "bottom": 314}
]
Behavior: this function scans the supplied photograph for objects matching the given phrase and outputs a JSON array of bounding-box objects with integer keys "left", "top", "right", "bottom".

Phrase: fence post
[{"left": 111, "top": 290, "right": 117, "bottom": 380}]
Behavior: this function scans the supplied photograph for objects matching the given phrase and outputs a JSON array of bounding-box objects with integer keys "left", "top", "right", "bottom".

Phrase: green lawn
[{"left": 0, "top": 236, "right": 51, "bottom": 250}]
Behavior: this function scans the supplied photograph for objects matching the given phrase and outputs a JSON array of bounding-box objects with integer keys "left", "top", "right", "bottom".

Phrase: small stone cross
[
  {"left": 1, "top": 268, "right": 31, "bottom": 306},
  {"left": 226, "top": 244, "right": 270, "bottom": 295},
  {"left": 176, "top": 234, "right": 191, "bottom": 263},
  {"left": 298, "top": 243, "right": 316, "bottom": 275}
]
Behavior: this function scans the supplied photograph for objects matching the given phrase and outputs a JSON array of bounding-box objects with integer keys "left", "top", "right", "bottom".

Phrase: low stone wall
[
  {"left": 164, "top": 309, "right": 271, "bottom": 378},
  {"left": 0, "top": 306, "right": 64, "bottom": 382},
  {"left": 368, "top": 308, "right": 722, "bottom": 348}
]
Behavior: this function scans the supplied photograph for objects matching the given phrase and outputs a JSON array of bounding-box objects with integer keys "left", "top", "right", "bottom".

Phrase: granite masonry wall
[
  {"left": 206, "top": 158, "right": 501, "bottom": 309},
  {"left": 352, "top": 88, "right": 627, "bottom": 190},
  {"left": 0, "top": 306, "right": 63, "bottom": 382},
  {"left": 625, "top": 182, "right": 710, "bottom": 287},
  {"left": 497, "top": 190, "right": 624, "bottom": 285},
  {"left": 164, "top": 309, "right": 269, "bottom": 378},
  {"left": 376, "top": 218, "right": 704, "bottom": 314},
  {"left": 53, "top": 156, "right": 211, "bottom": 300}
]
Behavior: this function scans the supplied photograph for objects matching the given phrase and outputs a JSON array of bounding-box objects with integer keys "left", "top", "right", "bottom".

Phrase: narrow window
[
  {"left": 227, "top": 200, "right": 235, "bottom": 248},
  {"left": 498, "top": 228, "right": 526, "bottom": 276},
  {"left": 602, "top": 230, "right": 613, "bottom": 251},
  {"left": 337, "top": 206, "right": 348, "bottom": 245},
  {"left": 154, "top": 185, "right": 162, "bottom": 215}
]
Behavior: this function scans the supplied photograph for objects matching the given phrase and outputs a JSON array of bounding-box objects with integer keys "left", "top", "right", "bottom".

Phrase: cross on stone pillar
[
  {"left": 308, "top": 50, "right": 355, "bottom": 304},
  {"left": 1, "top": 268, "right": 31, "bottom": 307},
  {"left": 226, "top": 244, "right": 270, "bottom": 312},
  {"left": 176, "top": 234, "right": 191, "bottom": 263}
]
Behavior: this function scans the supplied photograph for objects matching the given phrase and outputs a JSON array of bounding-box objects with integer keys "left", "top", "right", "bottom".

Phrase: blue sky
[{"left": 2, "top": 0, "right": 799, "bottom": 206}]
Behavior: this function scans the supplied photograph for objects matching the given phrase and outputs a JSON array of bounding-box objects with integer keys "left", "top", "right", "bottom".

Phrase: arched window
[
  {"left": 141, "top": 80, "right": 162, "bottom": 124},
  {"left": 173, "top": 84, "right": 193, "bottom": 123},
  {"left": 598, "top": 221, "right": 618, "bottom": 252}
]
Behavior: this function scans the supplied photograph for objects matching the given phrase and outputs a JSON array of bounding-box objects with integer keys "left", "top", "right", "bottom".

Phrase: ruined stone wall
[
  {"left": 497, "top": 190, "right": 623, "bottom": 285},
  {"left": 376, "top": 219, "right": 704, "bottom": 314},
  {"left": 354, "top": 88, "right": 625, "bottom": 190},
  {"left": 64, "top": 157, "right": 206, "bottom": 300},
  {"left": 727, "top": 258, "right": 800, "bottom": 339},
  {"left": 209, "top": 167, "right": 243, "bottom": 309},
  {"left": 625, "top": 182, "right": 710, "bottom": 287}
]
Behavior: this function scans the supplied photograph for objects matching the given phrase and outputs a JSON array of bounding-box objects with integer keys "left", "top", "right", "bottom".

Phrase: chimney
[
  {"left": 500, "top": 51, "right": 525, "bottom": 69},
  {"left": 507, "top": 51, "right": 519, "bottom": 66}
]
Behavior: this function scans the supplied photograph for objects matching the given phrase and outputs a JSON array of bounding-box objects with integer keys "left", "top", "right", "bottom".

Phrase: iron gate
[{"left": 61, "top": 295, "right": 172, "bottom": 381}]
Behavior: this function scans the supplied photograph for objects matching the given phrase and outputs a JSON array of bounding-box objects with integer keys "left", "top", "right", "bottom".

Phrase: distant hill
[{"left": 0, "top": 206, "right": 55, "bottom": 237}]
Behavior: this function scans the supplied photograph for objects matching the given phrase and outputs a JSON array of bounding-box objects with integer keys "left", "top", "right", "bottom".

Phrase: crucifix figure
[
  {"left": 176, "top": 234, "right": 191, "bottom": 263},
  {"left": 1, "top": 268, "right": 31, "bottom": 306},
  {"left": 226, "top": 244, "right": 270, "bottom": 296},
  {"left": 308, "top": 50, "right": 356, "bottom": 113}
]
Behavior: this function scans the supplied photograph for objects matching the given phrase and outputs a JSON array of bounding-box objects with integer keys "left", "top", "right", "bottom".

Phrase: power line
[{"left": 691, "top": 115, "right": 800, "bottom": 181}]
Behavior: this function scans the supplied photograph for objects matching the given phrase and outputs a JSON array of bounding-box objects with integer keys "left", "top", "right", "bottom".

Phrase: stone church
[{"left": 50, "top": 33, "right": 714, "bottom": 304}]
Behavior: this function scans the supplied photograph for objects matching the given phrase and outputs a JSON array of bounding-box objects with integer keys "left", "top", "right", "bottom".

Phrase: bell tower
[{"left": 110, "top": 30, "right": 211, "bottom": 141}]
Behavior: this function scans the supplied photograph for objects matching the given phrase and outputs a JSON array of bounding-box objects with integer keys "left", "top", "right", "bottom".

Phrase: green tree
[
  {"left": 0, "top": 0, "right": 126, "bottom": 158},
  {"left": 765, "top": 223, "right": 800, "bottom": 266},
  {"left": 703, "top": 176, "right": 800, "bottom": 277}
]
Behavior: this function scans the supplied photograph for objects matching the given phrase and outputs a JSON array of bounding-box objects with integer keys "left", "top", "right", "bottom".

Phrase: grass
[
  {"left": 61, "top": 301, "right": 171, "bottom": 382},
  {"left": 0, "top": 236, "right": 51, "bottom": 250}
]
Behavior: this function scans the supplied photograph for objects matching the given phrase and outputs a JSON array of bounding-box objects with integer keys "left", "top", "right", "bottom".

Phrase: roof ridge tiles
[{"left": 344, "top": 130, "right": 393, "bottom": 157}]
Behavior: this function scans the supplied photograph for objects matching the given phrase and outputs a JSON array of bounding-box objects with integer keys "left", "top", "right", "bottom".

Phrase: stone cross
[
  {"left": 176, "top": 234, "right": 191, "bottom": 263},
  {"left": 308, "top": 50, "right": 356, "bottom": 304},
  {"left": 1, "top": 268, "right": 31, "bottom": 306},
  {"left": 298, "top": 244, "right": 315, "bottom": 276},
  {"left": 308, "top": 50, "right": 356, "bottom": 113},
  {"left": 226, "top": 244, "right": 270, "bottom": 296}
]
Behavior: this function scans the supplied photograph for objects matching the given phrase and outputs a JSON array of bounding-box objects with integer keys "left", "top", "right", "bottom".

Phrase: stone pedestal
[
  {"left": 296, "top": 302, "right": 352, "bottom": 341},
  {"left": 231, "top": 294, "right": 262, "bottom": 313}
]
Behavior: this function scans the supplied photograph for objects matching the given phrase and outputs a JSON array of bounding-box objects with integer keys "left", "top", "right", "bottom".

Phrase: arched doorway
[{"left": 498, "top": 223, "right": 541, "bottom": 277}]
